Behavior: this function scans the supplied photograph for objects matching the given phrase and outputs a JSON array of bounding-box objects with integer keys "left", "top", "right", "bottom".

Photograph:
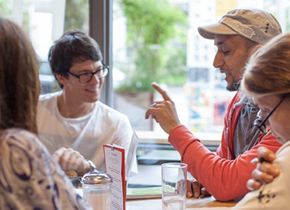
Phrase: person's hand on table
[
  {"left": 186, "top": 180, "right": 211, "bottom": 198},
  {"left": 145, "top": 82, "right": 181, "bottom": 134},
  {"left": 247, "top": 147, "right": 280, "bottom": 191},
  {"left": 52, "top": 147, "right": 90, "bottom": 176}
]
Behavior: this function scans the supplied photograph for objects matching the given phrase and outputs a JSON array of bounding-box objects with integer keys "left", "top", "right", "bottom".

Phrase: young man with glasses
[
  {"left": 146, "top": 8, "right": 282, "bottom": 201},
  {"left": 37, "top": 30, "right": 137, "bottom": 176}
]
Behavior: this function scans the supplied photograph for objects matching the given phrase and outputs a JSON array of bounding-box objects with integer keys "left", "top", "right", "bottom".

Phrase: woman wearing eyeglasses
[{"left": 233, "top": 32, "right": 290, "bottom": 209}]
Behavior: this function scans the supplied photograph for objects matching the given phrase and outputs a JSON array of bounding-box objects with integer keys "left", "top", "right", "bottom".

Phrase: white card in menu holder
[{"left": 125, "top": 131, "right": 139, "bottom": 181}]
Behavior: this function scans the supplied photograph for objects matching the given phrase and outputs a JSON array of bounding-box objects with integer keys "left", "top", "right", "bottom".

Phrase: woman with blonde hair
[
  {"left": 0, "top": 18, "right": 92, "bottom": 209},
  {"left": 233, "top": 32, "right": 290, "bottom": 209}
]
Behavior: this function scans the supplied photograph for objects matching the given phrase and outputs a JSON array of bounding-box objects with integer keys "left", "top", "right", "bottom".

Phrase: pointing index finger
[{"left": 152, "top": 82, "right": 172, "bottom": 101}]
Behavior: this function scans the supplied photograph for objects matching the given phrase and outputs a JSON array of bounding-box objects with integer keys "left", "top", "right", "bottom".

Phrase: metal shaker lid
[{"left": 81, "top": 171, "right": 113, "bottom": 185}]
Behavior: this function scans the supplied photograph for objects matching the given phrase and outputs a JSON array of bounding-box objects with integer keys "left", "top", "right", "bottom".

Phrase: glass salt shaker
[{"left": 81, "top": 171, "right": 113, "bottom": 210}]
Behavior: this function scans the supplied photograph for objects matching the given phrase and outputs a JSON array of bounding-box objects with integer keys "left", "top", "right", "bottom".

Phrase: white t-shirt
[
  {"left": 233, "top": 140, "right": 290, "bottom": 209},
  {"left": 37, "top": 91, "right": 137, "bottom": 174},
  {"left": 0, "top": 128, "right": 92, "bottom": 210}
]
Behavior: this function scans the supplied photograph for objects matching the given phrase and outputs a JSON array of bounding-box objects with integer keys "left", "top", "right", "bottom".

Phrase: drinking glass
[{"left": 161, "top": 162, "right": 187, "bottom": 210}]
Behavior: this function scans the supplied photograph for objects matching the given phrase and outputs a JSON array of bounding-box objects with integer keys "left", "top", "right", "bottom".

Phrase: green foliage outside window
[
  {"left": 117, "top": 0, "right": 187, "bottom": 92},
  {"left": 0, "top": 0, "right": 29, "bottom": 32},
  {"left": 64, "top": 0, "right": 89, "bottom": 33},
  {"left": 0, "top": 0, "right": 11, "bottom": 19}
]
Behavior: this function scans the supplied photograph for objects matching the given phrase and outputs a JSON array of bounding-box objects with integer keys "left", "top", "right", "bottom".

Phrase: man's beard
[{"left": 226, "top": 79, "right": 240, "bottom": 91}]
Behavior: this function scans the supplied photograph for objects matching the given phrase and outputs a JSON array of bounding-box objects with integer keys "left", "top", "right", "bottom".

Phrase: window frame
[{"left": 89, "top": 0, "right": 113, "bottom": 107}]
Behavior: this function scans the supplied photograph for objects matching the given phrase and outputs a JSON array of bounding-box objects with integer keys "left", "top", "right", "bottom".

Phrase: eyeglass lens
[
  {"left": 79, "top": 67, "right": 108, "bottom": 83},
  {"left": 254, "top": 97, "right": 285, "bottom": 133}
]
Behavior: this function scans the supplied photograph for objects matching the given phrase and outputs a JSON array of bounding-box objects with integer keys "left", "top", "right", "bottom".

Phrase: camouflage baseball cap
[{"left": 198, "top": 8, "right": 282, "bottom": 44}]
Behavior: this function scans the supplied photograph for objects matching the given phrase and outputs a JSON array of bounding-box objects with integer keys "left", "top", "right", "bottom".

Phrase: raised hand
[{"left": 145, "top": 82, "right": 181, "bottom": 134}]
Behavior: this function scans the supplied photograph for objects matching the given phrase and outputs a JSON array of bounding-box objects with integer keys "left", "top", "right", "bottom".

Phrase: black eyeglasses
[
  {"left": 67, "top": 63, "right": 109, "bottom": 83},
  {"left": 254, "top": 97, "right": 285, "bottom": 133}
]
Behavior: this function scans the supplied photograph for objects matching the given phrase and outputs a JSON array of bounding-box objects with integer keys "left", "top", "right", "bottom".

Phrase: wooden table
[
  {"left": 126, "top": 196, "right": 237, "bottom": 209},
  {"left": 76, "top": 188, "right": 237, "bottom": 209}
]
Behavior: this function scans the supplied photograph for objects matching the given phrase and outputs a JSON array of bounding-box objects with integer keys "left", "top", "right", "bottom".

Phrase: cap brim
[{"left": 198, "top": 23, "right": 238, "bottom": 39}]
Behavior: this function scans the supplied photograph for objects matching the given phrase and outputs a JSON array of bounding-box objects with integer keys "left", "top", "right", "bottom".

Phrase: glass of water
[{"left": 161, "top": 162, "right": 188, "bottom": 210}]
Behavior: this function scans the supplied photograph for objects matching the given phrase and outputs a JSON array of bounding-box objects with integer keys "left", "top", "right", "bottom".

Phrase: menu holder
[
  {"left": 103, "top": 131, "right": 139, "bottom": 210},
  {"left": 103, "top": 144, "right": 126, "bottom": 210}
]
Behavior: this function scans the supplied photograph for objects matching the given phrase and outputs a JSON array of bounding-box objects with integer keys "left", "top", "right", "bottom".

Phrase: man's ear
[
  {"left": 56, "top": 74, "right": 67, "bottom": 86},
  {"left": 249, "top": 44, "right": 263, "bottom": 56}
]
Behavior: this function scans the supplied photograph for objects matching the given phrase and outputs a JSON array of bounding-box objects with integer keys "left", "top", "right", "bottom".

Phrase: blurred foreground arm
[{"left": 247, "top": 147, "right": 280, "bottom": 190}]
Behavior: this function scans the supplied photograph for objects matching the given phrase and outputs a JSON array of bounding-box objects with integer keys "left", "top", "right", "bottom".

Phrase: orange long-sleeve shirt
[{"left": 168, "top": 92, "right": 282, "bottom": 201}]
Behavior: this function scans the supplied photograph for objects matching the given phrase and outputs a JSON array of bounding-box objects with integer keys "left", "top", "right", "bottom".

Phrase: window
[
  {"left": 2, "top": 0, "right": 290, "bottom": 188},
  {"left": 112, "top": 0, "right": 290, "bottom": 134},
  {"left": 1, "top": 0, "right": 89, "bottom": 94},
  {"left": 110, "top": 1, "right": 290, "bottom": 186},
  {"left": 4, "top": 0, "right": 289, "bottom": 134}
]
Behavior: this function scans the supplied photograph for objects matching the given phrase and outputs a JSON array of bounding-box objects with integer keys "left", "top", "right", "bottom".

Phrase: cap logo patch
[{"left": 221, "top": 17, "right": 256, "bottom": 39}]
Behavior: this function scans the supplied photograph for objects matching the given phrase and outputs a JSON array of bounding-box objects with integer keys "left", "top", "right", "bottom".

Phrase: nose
[
  {"left": 213, "top": 52, "right": 224, "bottom": 68},
  {"left": 259, "top": 111, "right": 266, "bottom": 121},
  {"left": 259, "top": 111, "right": 270, "bottom": 127},
  {"left": 263, "top": 114, "right": 270, "bottom": 127},
  {"left": 89, "top": 74, "right": 101, "bottom": 84},
  {"left": 264, "top": 120, "right": 270, "bottom": 127}
]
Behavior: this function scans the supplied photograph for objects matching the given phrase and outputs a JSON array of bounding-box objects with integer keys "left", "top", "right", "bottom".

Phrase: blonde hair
[
  {"left": 0, "top": 18, "right": 40, "bottom": 134},
  {"left": 241, "top": 32, "right": 290, "bottom": 99}
]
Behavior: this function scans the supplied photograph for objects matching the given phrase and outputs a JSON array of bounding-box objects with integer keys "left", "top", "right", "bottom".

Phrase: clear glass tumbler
[{"left": 161, "top": 162, "right": 188, "bottom": 210}]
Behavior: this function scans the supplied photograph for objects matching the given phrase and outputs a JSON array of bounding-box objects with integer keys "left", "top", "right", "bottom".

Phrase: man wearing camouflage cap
[{"left": 145, "top": 8, "right": 282, "bottom": 201}]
